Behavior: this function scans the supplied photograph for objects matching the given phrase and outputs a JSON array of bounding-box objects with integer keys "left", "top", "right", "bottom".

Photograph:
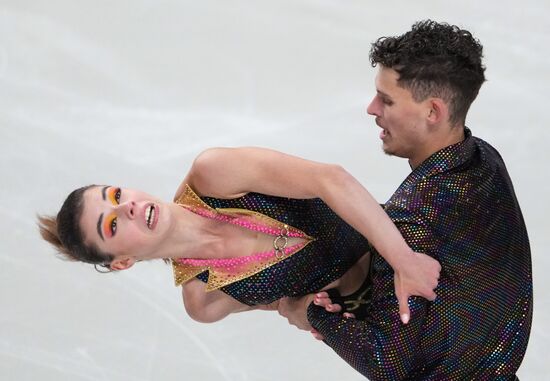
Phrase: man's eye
[{"left": 111, "top": 218, "right": 118, "bottom": 235}]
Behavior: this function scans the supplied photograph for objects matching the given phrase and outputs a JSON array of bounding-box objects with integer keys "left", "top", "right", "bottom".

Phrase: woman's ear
[
  {"left": 427, "top": 98, "right": 449, "bottom": 125},
  {"left": 109, "top": 257, "right": 136, "bottom": 271}
]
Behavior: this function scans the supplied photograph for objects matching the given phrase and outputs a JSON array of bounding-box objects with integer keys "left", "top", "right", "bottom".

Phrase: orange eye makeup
[
  {"left": 103, "top": 214, "right": 118, "bottom": 238},
  {"left": 108, "top": 187, "right": 121, "bottom": 205},
  {"left": 97, "top": 186, "right": 121, "bottom": 241}
]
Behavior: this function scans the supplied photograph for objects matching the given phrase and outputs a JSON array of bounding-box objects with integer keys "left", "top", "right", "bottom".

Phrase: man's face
[{"left": 367, "top": 66, "right": 432, "bottom": 165}]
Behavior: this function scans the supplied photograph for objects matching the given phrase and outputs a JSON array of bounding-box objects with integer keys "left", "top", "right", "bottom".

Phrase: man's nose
[
  {"left": 116, "top": 201, "right": 136, "bottom": 219},
  {"left": 366, "top": 97, "right": 379, "bottom": 116}
]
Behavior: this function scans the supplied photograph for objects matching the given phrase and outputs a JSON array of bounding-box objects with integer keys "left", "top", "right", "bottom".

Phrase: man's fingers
[
  {"left": 313, "top": 295, "right": 332, "bottom": 307},
  {"left": 313, "top": 295, "right": 343, "bottom": 313},
  {"left": 398, "top": 294, "right": 411, "bottom": 324},
  {"left": 326, "top": 303, "right": 342, "bottom": 313}
]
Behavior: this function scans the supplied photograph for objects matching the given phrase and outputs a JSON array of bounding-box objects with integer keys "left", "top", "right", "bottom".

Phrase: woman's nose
[{"left": 117, "top": 201, "right": 136, "bottom": 219}]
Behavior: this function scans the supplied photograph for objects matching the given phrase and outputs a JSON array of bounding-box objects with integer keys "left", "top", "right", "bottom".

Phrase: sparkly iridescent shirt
[
  {"left": 172, "top": 185, "right": 370, "bottom": 306},
  {"left": 308, "top": 129, "right": 533, "bottom": 380}
]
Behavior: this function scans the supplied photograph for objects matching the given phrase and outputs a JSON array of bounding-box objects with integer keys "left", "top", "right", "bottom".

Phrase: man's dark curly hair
[{"left": 370, "top": 20, "right": 486, "bottom": 126}]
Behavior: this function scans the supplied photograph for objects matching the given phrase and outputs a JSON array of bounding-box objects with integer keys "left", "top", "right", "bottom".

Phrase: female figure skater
[{"left": 39, "top": 147, "right": 440, "bottom": 324}]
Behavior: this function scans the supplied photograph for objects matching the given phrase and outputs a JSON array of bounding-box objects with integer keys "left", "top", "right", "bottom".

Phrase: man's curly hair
[{"left": 370, "top": 20, "right": 486, "bottom": 126}]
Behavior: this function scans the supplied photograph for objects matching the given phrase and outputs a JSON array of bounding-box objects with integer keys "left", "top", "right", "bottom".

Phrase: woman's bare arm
[
  {"left": 175, "top": 147, "right": 441, "bottom": 323},
  {"left": 181, "top": 278, "right": 253, "bottom": 323}
]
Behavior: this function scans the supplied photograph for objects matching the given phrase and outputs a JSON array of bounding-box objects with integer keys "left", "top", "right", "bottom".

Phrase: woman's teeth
[{"left": 145, "top": 205, "right": 155, "bottom": 228}]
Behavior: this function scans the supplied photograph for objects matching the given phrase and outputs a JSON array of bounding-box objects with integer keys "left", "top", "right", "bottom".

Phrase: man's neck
[{"left": 408, "top": 125, "right": 465, "bottom": 169}]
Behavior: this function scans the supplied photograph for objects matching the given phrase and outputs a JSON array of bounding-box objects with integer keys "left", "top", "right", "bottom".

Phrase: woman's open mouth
[{"left": 145, "top": 204, "right": 158, "bottom": 229}]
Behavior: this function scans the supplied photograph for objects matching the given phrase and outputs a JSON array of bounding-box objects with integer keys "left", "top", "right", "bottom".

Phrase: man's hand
[
  {"left": 394, "top": 251, "right": 441, "bottom": 324},
  {"left": 277, "top": 295, "right": 315, "bottom": 331},
  {"left": 279, "top": 293, "right": 357, "bottom": 341},
  {"left": 310, "top": 293, "right": 358, "bottom": 341}
]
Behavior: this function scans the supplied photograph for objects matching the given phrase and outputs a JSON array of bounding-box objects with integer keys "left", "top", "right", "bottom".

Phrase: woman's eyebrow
[
  {"left": 96, "top": 185, "right": 109, "bottom": 241},
  {"left": 101, "top": 186, "right": 109, "bottom": 201},
  {"left": 97, "top": 213, "right": 105, "bottom": 241}
]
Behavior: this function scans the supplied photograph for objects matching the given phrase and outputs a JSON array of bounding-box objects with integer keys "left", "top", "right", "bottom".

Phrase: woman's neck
[{"left": 145, "top": 203, "right": 227, "bottom": 261}]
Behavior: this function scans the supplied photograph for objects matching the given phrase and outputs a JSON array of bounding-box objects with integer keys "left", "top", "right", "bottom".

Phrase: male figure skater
[{"left": 279, "top": 20, "right": 532, "bottom": 380}]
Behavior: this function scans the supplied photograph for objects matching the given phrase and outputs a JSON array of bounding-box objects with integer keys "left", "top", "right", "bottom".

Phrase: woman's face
[{"left": 79, "top": 186, "right": 174, "bottom": 265}]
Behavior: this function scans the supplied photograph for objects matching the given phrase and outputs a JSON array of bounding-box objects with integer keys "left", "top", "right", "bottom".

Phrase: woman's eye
[
  {"left": 115, "top": 188, "right": 121, "bottom": 204},
  {"left": 111, "top": 218, "right": 118, "bottom": 235}
]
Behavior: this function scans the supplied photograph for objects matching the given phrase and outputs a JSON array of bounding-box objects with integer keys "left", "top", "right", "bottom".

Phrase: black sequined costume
[
  {"left": 308, "top": 128, "right": 533, "bottom": 380},
  {"left": 172, "top": 185, "right": 370, "bottom": 306}
]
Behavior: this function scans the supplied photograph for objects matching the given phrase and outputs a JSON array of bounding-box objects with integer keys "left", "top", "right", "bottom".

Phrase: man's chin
[
  {"left": 382, "top": 145, "right": 395, "bottom": 156},
  {"left": 382, "top": 145, "right": 406, "bottom": 159}
]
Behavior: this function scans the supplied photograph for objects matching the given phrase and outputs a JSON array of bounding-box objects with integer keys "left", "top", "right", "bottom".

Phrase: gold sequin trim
[{"left": 171, "top": 185, "right": 315, "bottom": 291}]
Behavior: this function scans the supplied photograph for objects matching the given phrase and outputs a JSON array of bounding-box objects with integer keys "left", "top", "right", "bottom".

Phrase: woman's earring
[{"left": 94, "top": 263, "right": 112, "bottom": 273}]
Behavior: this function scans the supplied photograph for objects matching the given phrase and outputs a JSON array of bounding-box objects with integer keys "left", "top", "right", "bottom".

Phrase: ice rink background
[{"left": 1, "top": 1, "right": 548, "bottom": 380}]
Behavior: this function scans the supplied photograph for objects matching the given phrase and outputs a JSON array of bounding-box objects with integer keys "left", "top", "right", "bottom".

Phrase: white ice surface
[{"left": 1, "top": 1, "right": 548, "bottom": 380}]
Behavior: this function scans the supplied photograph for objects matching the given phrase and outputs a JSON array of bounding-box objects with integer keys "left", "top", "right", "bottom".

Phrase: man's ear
[
  {"left": 109, "top": 257, "right": 136, "bottom": 271},
  {"left": 427, "top": 98, "right": 449, "bottom": 125}
]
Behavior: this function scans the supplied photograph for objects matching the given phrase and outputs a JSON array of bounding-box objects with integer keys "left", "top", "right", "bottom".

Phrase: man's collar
[{"left": 403, "top": 127, "right": 475, "bottom": 185}]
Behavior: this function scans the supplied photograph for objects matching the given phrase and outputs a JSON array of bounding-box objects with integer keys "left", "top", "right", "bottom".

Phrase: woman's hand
[
  {"left": 393, "top": 251, "right": 441, "bottom": 324},
  {"left": 313, "top": 250, "right": 441, "bottom": 325}
]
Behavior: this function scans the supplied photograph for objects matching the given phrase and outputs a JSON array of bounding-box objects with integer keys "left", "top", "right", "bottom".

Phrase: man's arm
[
  {"left": 277, "top": 283, "right": 428, "bottom": 380},
  {"left": 278, "top": 203, "right": 438, "bottom": 379},
  {"left": 307, "top": 295, "right": 428, "bottom": 380}
]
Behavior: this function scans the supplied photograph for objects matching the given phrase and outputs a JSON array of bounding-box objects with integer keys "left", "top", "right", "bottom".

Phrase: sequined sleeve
[
  {"left": 307, "top": 203, "right": 434, "bottom": 380},
  {"left": 308, "top": 296, "right": 428, "bottom": 380}
]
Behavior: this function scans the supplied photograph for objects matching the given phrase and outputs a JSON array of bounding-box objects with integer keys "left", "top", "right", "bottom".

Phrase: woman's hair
[
  {"left": 38, "top": 185, "right": 115, "bottom": 266},
  {"left": 370, "top": 20, "right": 486, "bottom": 126}
]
